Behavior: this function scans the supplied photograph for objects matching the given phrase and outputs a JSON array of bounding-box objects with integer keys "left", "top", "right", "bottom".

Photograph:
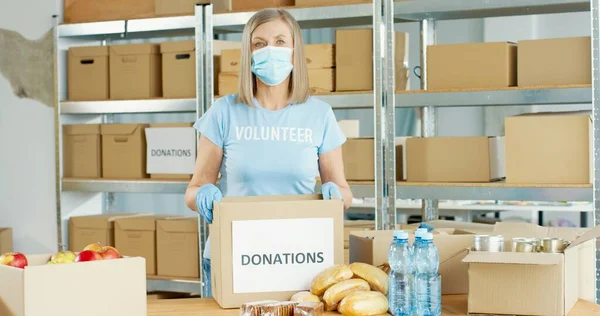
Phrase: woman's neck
[{"left": 255, "top": 79, "right": 290, "bottom": 111}]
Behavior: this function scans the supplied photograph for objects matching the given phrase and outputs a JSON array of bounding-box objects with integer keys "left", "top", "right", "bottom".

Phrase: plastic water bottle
[
  {"left": 388, "top": 230, "right": 415, "bottom": 316},
  {"left": 413, "top": 228, "right": 428, "bottom": 250},
  {"left": 415, "top": 233, "right": 441, "bottom": 316}
]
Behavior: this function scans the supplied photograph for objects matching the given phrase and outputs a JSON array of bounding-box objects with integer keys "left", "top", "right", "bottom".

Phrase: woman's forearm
[{"left": 339, "top": 185, "right": 353, "bottom": 210}]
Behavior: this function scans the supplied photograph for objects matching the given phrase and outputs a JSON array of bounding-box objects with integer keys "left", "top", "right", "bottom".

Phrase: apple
[
  {"left": 82, "top": 242, "right": 103, "bottom": 253},
  {"left": 98, "top": 246, "right": 120, "bottom": 260},
  {"left": 0, "top": 252, "right": 28, "bottom": 269},
  {"left": 48, "top": 251, "right": 77, "bottom": 264},
  {"left": 75, "top": 250, "right": 102, "bottom": 262}
]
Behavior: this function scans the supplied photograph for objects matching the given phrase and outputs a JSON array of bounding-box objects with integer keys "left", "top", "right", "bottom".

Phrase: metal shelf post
[{"left": 590, "top": 0, "right": 600, "bottom": 304}]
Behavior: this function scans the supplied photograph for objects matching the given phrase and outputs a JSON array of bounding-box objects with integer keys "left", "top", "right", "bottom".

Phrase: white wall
[{"left": 0, "top": 0, "right": 59, "bottom": 253}]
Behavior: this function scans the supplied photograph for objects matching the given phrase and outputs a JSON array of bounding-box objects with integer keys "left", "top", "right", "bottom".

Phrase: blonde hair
[{"left": 236, "top": 9, "right": 309, "bottom": 106}]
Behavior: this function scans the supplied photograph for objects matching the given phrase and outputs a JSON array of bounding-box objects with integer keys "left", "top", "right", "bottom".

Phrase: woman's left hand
[{"left": 321, "top": 182, "right": 343, "bottom": 200}]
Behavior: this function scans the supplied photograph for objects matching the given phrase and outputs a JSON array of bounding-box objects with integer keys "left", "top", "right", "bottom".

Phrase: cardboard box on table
[
  {"left": 426, "top": 42, "right": 517, "bottom": 90},
  {"left": 210, "top": 195, "right": 344, "bottom": 308},
  {"left": 157, "top": 217, "right": 200, "bottom": 279},
  {"left": 101, "top": 123, "right": 149, "bottom": 179},
  {"left": 110, "top": 43, "right": 161, "bottom": 100},
  {"left": 463, "top": 222, "right": 596, "bottom": 316},
  {"left": 115, "top": 216, "right": 168, "bottom": 275},
  {"left": 67, "top": 46, "right": 109, "bottom": 101},
  {"left": 155, "top": 0, "right": 210, "bottom": 16},
  {"left": 63, "top": 124, "right": 102, "bottom": 178},
  {"left": 145, "top": 123, "right": 196, "bottom": 180},
  {"left": 406, "top": 136, "right": 505, "bottom": 182},
  {"left": 0, "top": 228, "right": 13, "bottom": 254},
  {"left": 349, "top": 220, "right": 493, "bottom": 295},
  {"left": 518, "top": 36, "right": 591, "bottom": 87},
  {"left": 505, "top": 111, "right": 592, "bottom": 184},
  {"left": 0, "top": 255, "right": 146, "bottom": 316}
]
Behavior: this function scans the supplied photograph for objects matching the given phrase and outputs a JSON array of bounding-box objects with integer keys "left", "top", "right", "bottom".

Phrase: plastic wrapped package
[
  {"left": 239, "top": 300, "right": 278, "bottom": 316},
  {"left": 260, "top": 301, "right": 299, "bottom": 316},
  {"left": 294, "top": 302, "right": 324, "bottom": 316}
]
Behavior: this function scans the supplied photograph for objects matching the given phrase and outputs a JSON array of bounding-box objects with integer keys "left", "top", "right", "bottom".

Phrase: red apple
[
  {"left": 82, "top": 242, "right": 103, "bottom": 253},
  {"left": 0, "top": 252, "right": 28, "bottom": 269},
  {"left": 48, "top": 251, "right": 77, "bottom": 264},
  {"left": 75, "top": 250, "right": 102, "bottom": 262},
  {"left": 98, "top": 246, "right": 121, "bottom": 260}
]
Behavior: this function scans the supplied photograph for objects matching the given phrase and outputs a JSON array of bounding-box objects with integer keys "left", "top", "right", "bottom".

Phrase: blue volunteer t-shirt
[{"left": 193, "top": 94, "right": 347, "bottom": 259}]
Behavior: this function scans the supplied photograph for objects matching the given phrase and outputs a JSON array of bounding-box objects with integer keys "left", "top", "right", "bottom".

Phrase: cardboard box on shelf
[
  {"left": 463, "top": 222, "right": 596, "bottom": 316},
  {"left": 342, "top": 138, "right": 403, "bottom": 181},
  {"left": 214, "top": 41, "right": 243, "bottom": 94},
  {"left": 161, "top": 40, "right": 195, "bottom": 98},
  {"left": 308, "top": 68, "right": 335, "bottom": 93},
  {"left": 0, "top": 255, "right": 146, "bottom": 316},
  {"left": 101, "top": 124, "right": 149, "bottom": 179},
  {"left": 349, "top": 220, "right": 493, "bottom": 295},
  {"left": 427, "top": 42, "right": 517, "bottom": 90},
  {"left": 110, "top": 43, "right": 161, "bottom": 100},
  {"left": 210, "top": 195, "right": 343, "bottom": 308},
  {"left": 63, "top": 124, "right": 102, "bottom": 179},
  {"left": 218, "top": 72, "right": 239, "bottom": 96},
  {"left": 64, "top": 0, "right": 154, "bottom": 23},
  {"left": 518, "top": 36, "right": 591, "bottom": 87},
  {"left": 115, "top": 216, "right": 166, "bottom": 276},
  {"left": 296, "top": 0, "right": 370, "bottom": 6},
  {"left": 155, "top": 0, "right": 210, "bottom": 16},
  {"left": 394, "top": 137, "right": 412, "bottom": 181},
  {"left": 220, "top": 49, "right": 242, "bottom": 74},
  {"left": 304, "top": 44, "right": 335, "bottom": 69},
  {"left": 213, "top": 0, "right": 294, "bottom": 12},
  {"left": 338, "top": 120, "right": 359, "bottom": 138},
  {"left": 0, "top": 228, "right": 13, "bottom": 254},
  {"left": 406, "top": 136, "right": 505, "bottom": 182},
  {"left": 505, "top": 111, "right": 591, "bottom": 184},
  {"left": 156, "top": 217, "right": 199, "bottom": 279},
  {"left": 145, "top": 123, "right": 196, "bottom": 180},
  {"left": 68, "top": 213, "right": 150, "bottom": 252},
  {"left": 336, "top": 29, "right": 409, "bottom": 91},
  {"left": 67, "top": 46, "right": 109, "bottom": 101}
]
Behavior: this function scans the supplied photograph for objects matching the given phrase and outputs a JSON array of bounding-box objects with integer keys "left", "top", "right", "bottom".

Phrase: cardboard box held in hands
[
  {"left": 463, "top": 222, "right": 596, "bottom": 316},
  {"left": 210, "top": 195, "right": 344, "bottom": 308},
  {"left": 349, "top": 220, "right": 493, "bottom": 295}
]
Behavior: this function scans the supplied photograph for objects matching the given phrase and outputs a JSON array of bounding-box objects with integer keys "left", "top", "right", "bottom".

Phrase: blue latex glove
[
  {"left": 195, "top": 184, "right": 223, "bottom": 224},
  {"left": 321, "top": 182, "right": 342, "bottom": 200}
]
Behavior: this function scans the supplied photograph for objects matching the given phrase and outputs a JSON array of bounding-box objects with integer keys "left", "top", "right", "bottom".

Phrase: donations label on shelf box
[
  {"left": 145, "top": 123, "right": 196, "bottom": 179},
  {"left": 211, "top": 195, "right": 344, "bottom": 308}
]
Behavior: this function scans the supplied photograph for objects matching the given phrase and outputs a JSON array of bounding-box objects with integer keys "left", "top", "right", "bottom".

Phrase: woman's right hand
[{"left": 195, "top": 183, "right": 223, "bottom": 224}]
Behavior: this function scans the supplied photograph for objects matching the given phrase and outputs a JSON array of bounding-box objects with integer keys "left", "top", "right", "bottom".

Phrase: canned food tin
[
  {"left": 541, "top": 238, "right": 569, "bottom": 253},
  {"left": 511, "top": 237, "right": 541, "bottom": 252},
  {"left": 515, "top": 241, "right": 535, "bottom": 253},
  {"left": 473, "top": 235, "right": 504, "bottom": 252}
]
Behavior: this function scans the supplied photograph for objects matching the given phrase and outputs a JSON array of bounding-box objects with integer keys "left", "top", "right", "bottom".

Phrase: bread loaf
[
  {"left": 290, "top": 291, "right": 321, "bottom": 303},
  {"left": 323, "top": 279, "right": 370, "bottom": 307},
  {"left": 294, "top": 302, "right": 324, "bottom": 316},
  {"left": 349, "top": 262, "right": 389, "bottom": 294},
  {"left": 240, "top": 300, "right": 278, "bottom": 316},
  {"left": 338, "top": 291, "right": 389, "bottom": 316},
  {"left": 324, "top": 301, "right": 338, "bottom": 312},
  {"left": 310, "top": 264, "right": 353, "bottom": 296}
]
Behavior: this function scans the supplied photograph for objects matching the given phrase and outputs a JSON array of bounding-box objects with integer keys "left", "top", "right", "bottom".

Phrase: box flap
[
  {"left": 101, "top": 124, "right": 143, "bottom": 136},
  {"left": 110, "top": 43, "right": 159, "bottom": 56},
  {"left": 220, "top": 194, "right": 322, "bottom": 204},
  {"left": 157, "top": 218, "right": 198, "bottom": 233},
  {"left": 463, "top": 251, "right": 562, "bottom": 265},
  {"left": 160, "top": 40, "right": 195, "bottom": 54},
  {"left": 492, "top": 222, "right": 549, "bottom": 238},
  {"left": 64, "top": 124, "right": 100, "bottom": 136},
  {"left": 566, "top": 225, "right": 600, "bottom": 250},
  {"left": 115, "top": 216, "right": 160, "bottom": 231},
  {"left": 420, "top": 220, "right": 494, "bottom": 234},
  {"left": 69, "top": 46, "right": 109, "bottom": 58}
]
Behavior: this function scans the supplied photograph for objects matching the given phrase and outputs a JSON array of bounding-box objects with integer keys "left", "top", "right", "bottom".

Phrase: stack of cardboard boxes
[{"left": 69, "top": 214, "right": 201, "bottom": 279}]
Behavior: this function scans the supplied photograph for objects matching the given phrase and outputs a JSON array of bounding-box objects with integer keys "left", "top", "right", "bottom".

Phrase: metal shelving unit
[{"left": 54, "top": 0, "right": 599, "bottom": 301}]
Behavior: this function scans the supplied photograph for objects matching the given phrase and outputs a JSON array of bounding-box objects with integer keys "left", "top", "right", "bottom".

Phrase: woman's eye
[
  {"left": 276, "top": 39, "right": 285, "bottom": 45},
  {"left": 255, "top": 42, "right": 265, "bottom": 48}
]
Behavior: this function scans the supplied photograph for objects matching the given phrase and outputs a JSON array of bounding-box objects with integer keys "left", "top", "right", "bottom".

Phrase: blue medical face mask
[{"left": 251, "top": 46, "right": 294, "bottom": 86}]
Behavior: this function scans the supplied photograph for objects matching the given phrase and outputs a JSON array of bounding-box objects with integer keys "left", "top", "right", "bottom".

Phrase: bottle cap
[
  {"left": 415, "top": 228, "right": 427, "bottom": 238},
  {"left": 422, "top": 233, "right": 434, "bottom": 241},
  {"left": 393, "top": 230, "right": 408, "bottom": 240}
]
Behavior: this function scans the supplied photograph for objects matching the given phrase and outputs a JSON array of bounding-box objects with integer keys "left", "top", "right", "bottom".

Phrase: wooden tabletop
[{"left": 147, "top": 296, "right": 599, "bottom": 316}]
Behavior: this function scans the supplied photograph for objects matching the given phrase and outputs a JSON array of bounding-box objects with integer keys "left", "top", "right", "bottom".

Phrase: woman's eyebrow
[{"left": 252, "top": 36, "right": 267, "bottom": 41}]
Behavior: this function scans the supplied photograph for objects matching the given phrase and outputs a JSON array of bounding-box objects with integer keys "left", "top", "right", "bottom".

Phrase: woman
[{"left": 184, "top": 8, "right": 353, "bottom": 296}]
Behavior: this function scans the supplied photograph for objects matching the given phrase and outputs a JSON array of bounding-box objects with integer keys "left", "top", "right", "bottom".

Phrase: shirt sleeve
[
  {"left": 318, "top": 107, "right": 347, "bottom": 154},
  {"left": 193, "top": 99, "right": 227, "bottom": 148}
]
